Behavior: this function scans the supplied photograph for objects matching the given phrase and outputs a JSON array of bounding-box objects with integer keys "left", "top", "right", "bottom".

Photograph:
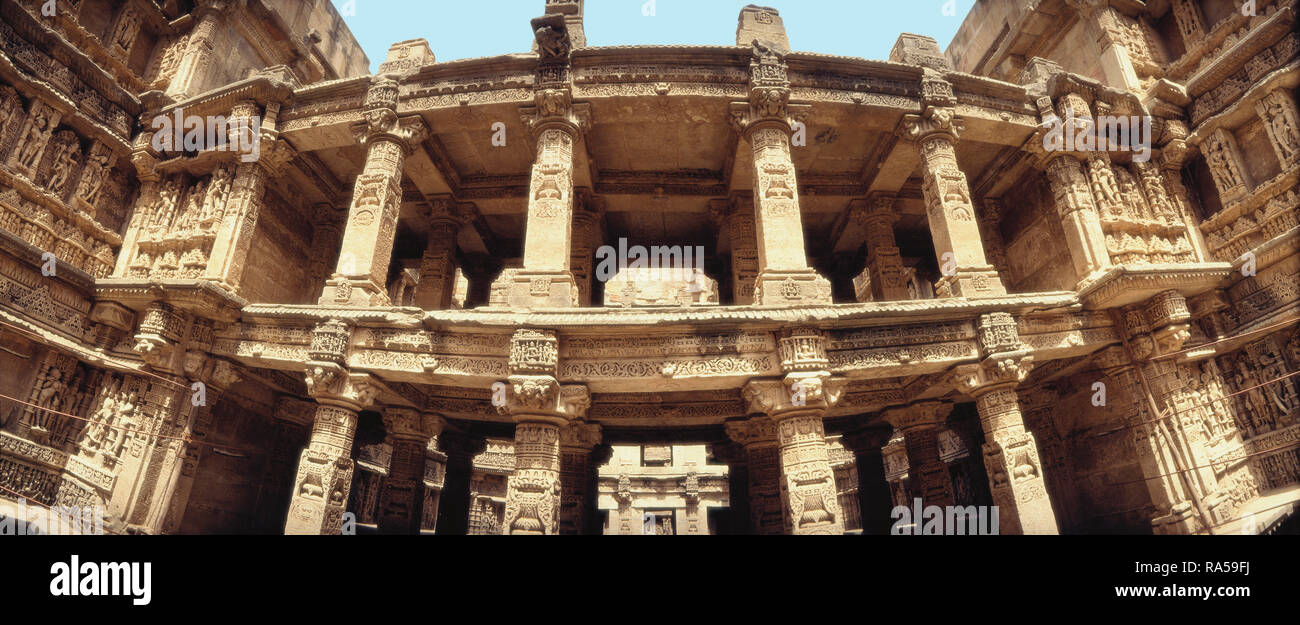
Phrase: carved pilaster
[
  {"left": 743, "top": 336, "right": 847, "bottom": 534},
  {"left": 841, "top": 427, "right": 896, "bottom": 535},
  {"left": 710, "top": 196, "right": 761, "bottom": 304},
  {"left": 166, "top": 0, "right": 230, "bottom": 98}
]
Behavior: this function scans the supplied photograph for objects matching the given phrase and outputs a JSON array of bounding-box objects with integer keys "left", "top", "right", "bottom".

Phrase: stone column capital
[
  {"left": 841, "top": 426, "right": 895, "bottom": 454},
  {"left": 520, "top": 94, "right": 592, "bottom": 141},
  {"left": 559, "top": 420, "right": 602, "bottom": 450},
  {"left": 725, "top": 416, "right": 779, "bottom": 448},
  {"left": 304, "top": 363, "right": 379, "bottom": 411},
  {"left": 382, "top": 406, "right": 445, "bottom": 442},
  {"left": 901, "top": 106, "right": 963, "bottom": 143},
  {"left": 497, "top": 377, "right": 590, "bottom": 425},
  {"left": 946, "top": 351, "right": 1036, "bottom": 397},
  {"left": 742, "top": 373, "right": 845, "bottom": 418},
  {"left": 883, "top": 401, "right": 953, "bottom": 431}
]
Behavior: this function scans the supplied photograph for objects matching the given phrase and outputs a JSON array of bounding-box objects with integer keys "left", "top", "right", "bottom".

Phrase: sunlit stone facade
[{"left": 0, "top": 0, "right": 1295, "bottom": 535}]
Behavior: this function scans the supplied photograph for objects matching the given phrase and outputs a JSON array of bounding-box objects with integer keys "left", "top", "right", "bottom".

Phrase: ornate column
[
  {"left": 495, "top": 15, "right": 591, "bottom": 308},
  {"left": 497, "top": 328, "right": 590, "bottom": 534},
  {"left": 570, "top": 193, "right": 604, "bottom": 307},
  {"left": 166, "top": 0, "right": 229, "bottom": 99},
  {"left": 901, "top": 72, "right": 1005, "bottom": 298},
  {"left": 285, "top": 320, "right": 379, "bottom": 534},
  {"left": 741, "top": 328, "right": 847, "bottom": 534},
  {"left": 433, "top": 430, "right": 485, "bottom": 535},
  {"left": 710, "top": 196, "right": 761, "bottom": 305},
  {"left": 947, "top": 313, "right": 1057, "bottom": 534},
  {"left": 841, "top": 427, "right": 896, "bottom": 535},
  {"left": 724, "top": 417, "right": 783, "bottom": 534},
  {"left": 850, "top": 194, "right": 909, "bottom": 301},
  {"left": 558, "top": 420, "right": 601, "bottom": 534},
  {"left": 319, "top": 77, "right": 428, "bottom": 307},
  {"left": 376, "top": 409, "right": 444, "bottom": 534},
  {"left": 884, "top": 402, "right": 958, "bottom": 508},
  {"left": 412, "top": 197, "right": 470, "bottom": 310},
  {"left": 728, "top": 43, "right": 832, "bottom": 305},
  {"left": 951, "top": 311, "right": 1060, "bottom": 530}
]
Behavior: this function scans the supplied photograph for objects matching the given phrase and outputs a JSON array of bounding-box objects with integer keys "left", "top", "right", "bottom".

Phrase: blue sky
[{"left": 332, "top": 0, "right": 975, "bottom": 71}]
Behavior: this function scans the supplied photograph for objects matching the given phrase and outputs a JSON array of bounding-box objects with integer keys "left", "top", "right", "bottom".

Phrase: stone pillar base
[
  {"left": 319, "top": 276, "right": 390, "bottom": 307},
  {"left": 492, "top": 270, "right": 579, "bottom": 308},
  {"left": 935, "top": 267, "right": 1006, "bottom": 298},
  {"left": 753, "top": 270, "right": 833, "bottom": 306},
  {"left": 285, "top": 450, "right": 356, "bottom": 535}
]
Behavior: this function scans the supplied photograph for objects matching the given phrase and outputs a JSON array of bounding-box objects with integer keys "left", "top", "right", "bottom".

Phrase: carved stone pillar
[
  {"left": 412, "top": 197, "right": 469, "bottom": 310},
  {"left": 851, "top": 194, "right": 909, "bottom": 301},
  {"left": 376, "top": 409, "right": 444, "bottom": 534},
  {"left": 570, "top": 195, "right": 604, "bottom": 307},
  {"left": 497, "top": 328, "right": 590, "bottom": 534},
  {"left": 166, "top": 0, "right": 229, "bottom": 98},
  {"left": 947, "top": 312, "right": 1058, "bottom": 534},
  {"left": 885, "top": 402, "right": 958, "bottom": 508},
  {"left": 902, "top": 74, "right": 1005, "bottom": 298},
  {"left": 842, "top": 427, "right": 897, "bottom": 535},
  {"left": 460, "top": 254, "right": 503, "bottom": 309},
  {"left": 724, "top": 417, "right": 783, "bottom": 534},
  {"left": 740, "top": 328, "right": 847, "bottom": 534},
  {"left": 320, "top": 77, "right": 428, "bottom": 307},
  {"left": 729, "top": 43, "right": 832, "bottom": 305},
  {"left": 285, "top": 320, "right": 379, "bottom": 534},
  {"left": 434, "top": 430, "right": 485, "bottom": 535},
  {"left": 494, "top": 15, "right": 591, "bottom": 308},
  {"left": 1256, "top": 89, "right": 1300, "bottom": 167},
  {"left": 558, "top": 420, "right": 601, "bottom": 534},
  {"left": 710, "top": 196, "right": 761, "bottom": 305}
]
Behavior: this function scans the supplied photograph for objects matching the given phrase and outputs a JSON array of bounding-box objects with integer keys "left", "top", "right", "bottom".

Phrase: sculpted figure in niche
[
  {"left": 202, "top": 166, "right": 233, "bottom": 223},
  {"left": 1206, "top": 138, "right": 1242, "bottom": 188},
  {"left": 79, "top": 388, "right": 118, "bottom": 454},
  {"left": 1263, "top": 97, "right": 1299, "bottom": 161},
  {"left": 17, "top": 109, "right": 53, "bottom": 170},
  {"left": 1088, "top": 157, "right": 1122, "bottom": 214},
  {"left": 46, "top": 140, "right": 79, "bottom": 194},
  {"left": 79, "top": 151, "right": 110, "bottom": 205}
]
